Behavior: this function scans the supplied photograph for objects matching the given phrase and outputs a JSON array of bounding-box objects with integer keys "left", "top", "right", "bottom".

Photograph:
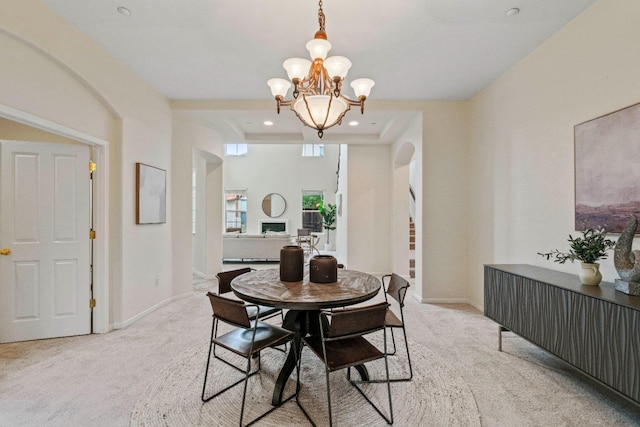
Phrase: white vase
[{"left": 579, "top": 262, "right": 602, "bottom": 286}]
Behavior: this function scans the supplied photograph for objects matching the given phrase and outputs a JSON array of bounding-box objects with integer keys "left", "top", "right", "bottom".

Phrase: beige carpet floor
[{"left": 1, "top": 272, "right": 639, "bottom": 426}]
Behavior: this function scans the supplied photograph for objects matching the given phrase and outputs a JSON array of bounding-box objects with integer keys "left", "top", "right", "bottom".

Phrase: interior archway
[{"left": 391, "top": 141, "right": 417, "bottom": 280}]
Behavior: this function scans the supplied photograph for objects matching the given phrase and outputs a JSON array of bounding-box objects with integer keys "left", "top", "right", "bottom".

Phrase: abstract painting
[
  {"left": 575, "top": 102, "right": 640, "bottom": 233},
  {"left": 136, "top": 163, "right": 166, "bottom": 224}
]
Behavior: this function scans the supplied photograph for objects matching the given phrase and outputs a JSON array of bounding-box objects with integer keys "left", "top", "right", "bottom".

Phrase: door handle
[{"left": 0, "top": 248, "right": 11, "bottom": 256}]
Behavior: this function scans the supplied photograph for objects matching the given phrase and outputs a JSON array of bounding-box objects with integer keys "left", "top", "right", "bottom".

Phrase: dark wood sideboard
[{"left": 484, "top": 264, "right": 640, "bottom": 404}]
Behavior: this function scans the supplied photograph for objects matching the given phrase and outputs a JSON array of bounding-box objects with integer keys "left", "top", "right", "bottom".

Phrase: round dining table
[{"left": 231, "top": 267, "right": 381, "bottom": 406}]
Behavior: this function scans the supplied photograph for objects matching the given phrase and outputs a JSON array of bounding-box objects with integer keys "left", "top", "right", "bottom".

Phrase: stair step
[{"left": 409, "top": 217, "right": 416, "bottom": 274}]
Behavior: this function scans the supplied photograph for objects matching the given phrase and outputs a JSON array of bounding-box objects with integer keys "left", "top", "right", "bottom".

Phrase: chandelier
[{"left": 267, "top": 0, "right": 375, "bottom": 138}]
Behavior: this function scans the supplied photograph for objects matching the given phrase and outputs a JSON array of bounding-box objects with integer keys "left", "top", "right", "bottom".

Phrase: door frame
[{"left": 0, "top": 104, "right": 110, "bottom": 334}]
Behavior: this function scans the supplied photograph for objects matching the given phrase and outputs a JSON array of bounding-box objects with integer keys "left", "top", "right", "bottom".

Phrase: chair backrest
[
  {"left": 216, "top": 267, "right": 253, "bottom": 294},
  {"left": 206, "top": 292, "right": 251, "bottom": 328},
  {"left": 321, "top": 302, "right": 388, "bottom": 339},
  {"left": 297, "top": 228, "right": 311, "bottom": 237},
  {"left": 383, "top": 273, "right": 410, "bottom": 307}
]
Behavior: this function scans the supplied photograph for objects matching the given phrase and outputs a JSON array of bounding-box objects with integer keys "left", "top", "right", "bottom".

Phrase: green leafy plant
[
  {"left": 538, "top": 227, "right": 615, "bottom": 264},
  {"left": 316, "top": 201, "right": 337, "bottom": 244},
  {"left": 302, "top": 194, "right": 324, "bottom": 210}
]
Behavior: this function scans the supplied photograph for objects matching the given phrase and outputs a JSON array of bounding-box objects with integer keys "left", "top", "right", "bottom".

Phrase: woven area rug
[{"left": 130, "top": 337, "right": 481, "bottom": 427}]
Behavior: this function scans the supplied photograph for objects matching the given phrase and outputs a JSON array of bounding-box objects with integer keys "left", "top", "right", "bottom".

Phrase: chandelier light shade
[
  {"left": 267, "top": 0, "right": 375, "bottom": 138},
  {"left": 293, "top": 95, "right": 348, "bottom": 131}
]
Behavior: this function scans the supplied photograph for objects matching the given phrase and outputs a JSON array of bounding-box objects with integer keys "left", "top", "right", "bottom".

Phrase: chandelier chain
[{"left": 318, "top": 0, "right": 325, "bottom": 32}]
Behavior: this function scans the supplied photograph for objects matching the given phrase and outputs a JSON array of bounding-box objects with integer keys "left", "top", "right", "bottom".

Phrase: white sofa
[{"left": 222, "top": 233, "right": 292, "bottom": 261}]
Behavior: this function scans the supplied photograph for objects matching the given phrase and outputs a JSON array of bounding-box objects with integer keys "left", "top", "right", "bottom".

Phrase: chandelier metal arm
[
  {"left": 333, "top": 78, "right": 343, "bottom": 97},
  {"left": 291, "top": 78, "right": 301, "bottom": 99},
  {"left": 275, "top": 96, "right": 293, "bottom": 114},
  {"left": 341, "top": 94, "right": 367, "bottom": 114},
  {"left": 293, "top": 59, "right": 335, "bottom": 98}
]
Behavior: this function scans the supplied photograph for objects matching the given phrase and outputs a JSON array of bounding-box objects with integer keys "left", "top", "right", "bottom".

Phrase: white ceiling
[{"left": 41, "top": 0, "right": 597, "bottom": 143}]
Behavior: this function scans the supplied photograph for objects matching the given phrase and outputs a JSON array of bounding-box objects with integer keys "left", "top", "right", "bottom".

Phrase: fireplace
[{"left": 260, "top": 220, "right": 288, "bottom": 233}]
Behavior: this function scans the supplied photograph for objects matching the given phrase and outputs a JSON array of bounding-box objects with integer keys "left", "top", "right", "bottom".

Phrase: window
[
  {"left": 225, "top": 143, "right": 248, "bottom": 157},
  {"left": 302, "top": 144, "right": 324, "bottom": 157},
  {"left": 225, "top": 190, "right": 247, "bottom": 232},
  {"left": 302, "top": 190, "right": 324, "bottom": 233}
]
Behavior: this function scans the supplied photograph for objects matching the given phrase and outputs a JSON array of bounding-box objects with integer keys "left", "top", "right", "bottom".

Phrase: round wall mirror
[{"left": 262, "top": 193, "right": 286, "bottom": 218}]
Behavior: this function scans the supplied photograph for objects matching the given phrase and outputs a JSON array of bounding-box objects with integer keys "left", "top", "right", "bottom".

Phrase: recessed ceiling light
[
  {"left": 348, "top": 121, "right": 359, "bottom": 126},
  {"left": 117, "top": 7, "right": 131, "bottom": 16},
  {"left": 506, "top": 8, "right": 520, "bottom": 17},
  {"left": 263, "top": 120, "right": 274, "bottom": 126}
]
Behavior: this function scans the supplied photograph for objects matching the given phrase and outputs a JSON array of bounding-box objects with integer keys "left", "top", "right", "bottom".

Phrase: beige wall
[
  {"left": 467, "top": 0, "right": 640, "bottom": 309},
  {"left": 345, "top": 145, "right": 392, "bottom": 274},
  {"left": 420, "top": 103, "right": 470, "bottom": 303},
  {"left": 172, "top": 117, "right": 224, "bottom": 282}
]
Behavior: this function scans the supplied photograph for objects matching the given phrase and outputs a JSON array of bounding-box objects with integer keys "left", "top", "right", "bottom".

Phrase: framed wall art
[
  {"left": 574, "top": 102, "right": 640, "bottom": 233},
  {"left": 136, "top": 163, "right": 166, "bottom": 224}
]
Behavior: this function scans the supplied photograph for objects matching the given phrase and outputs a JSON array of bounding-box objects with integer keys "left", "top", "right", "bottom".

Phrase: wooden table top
[{"left": 231, "top": 268, "right": 381, "bottom": 310}]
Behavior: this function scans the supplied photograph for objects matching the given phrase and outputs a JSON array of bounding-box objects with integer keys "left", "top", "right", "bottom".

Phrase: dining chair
[
  {"left": 297, "top": 228, "right": 319, "bottom": 257},
  {"left": 296, "top": 302, "right": 393, "bottom": 426},
  {"left": 381, "top": 273, "right": 413, "bottom": 382},
  {"left": 201, "top": 292, "right": 295, "bottom": 426},
  {"left": 216, "top": 267, "right": 282, "bottom": 322},
  {"left": 215, "top": 268, "right": 287, "bottom": 363}
]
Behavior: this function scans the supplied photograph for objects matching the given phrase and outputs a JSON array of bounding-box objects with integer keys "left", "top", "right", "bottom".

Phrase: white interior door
[{"left": 0, "top": 141, "right": 91, "bottom": 343}]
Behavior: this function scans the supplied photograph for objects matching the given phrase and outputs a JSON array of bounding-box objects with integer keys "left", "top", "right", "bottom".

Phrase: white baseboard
[
  {"left": 111, "top": 291, "right": 193, "bottom": 330},
  {"left": 469, "top": 300, "right": 484, "bottom": 313}
]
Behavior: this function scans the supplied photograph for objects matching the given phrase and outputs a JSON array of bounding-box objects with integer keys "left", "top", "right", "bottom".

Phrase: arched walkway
[{"left": 391, "top": 141, "right": 417, "bottom": 280}]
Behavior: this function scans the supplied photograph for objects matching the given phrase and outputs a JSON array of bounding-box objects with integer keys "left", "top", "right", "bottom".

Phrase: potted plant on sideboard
[{"left": 538, "top": 227, "right": 616, "bottom": 286}]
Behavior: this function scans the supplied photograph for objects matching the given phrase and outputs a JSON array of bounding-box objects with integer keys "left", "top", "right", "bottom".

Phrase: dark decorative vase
[
  {"left": 280, "top": 245, "right": 304, "bottom": 282},
  {"left": 310, "top": 255, "right": 338, "bottom": 283}
]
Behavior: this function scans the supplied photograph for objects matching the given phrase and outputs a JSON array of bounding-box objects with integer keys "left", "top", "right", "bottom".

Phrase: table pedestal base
[{"left": 272, "top": 309, "right": 370, "bottom": 406}]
